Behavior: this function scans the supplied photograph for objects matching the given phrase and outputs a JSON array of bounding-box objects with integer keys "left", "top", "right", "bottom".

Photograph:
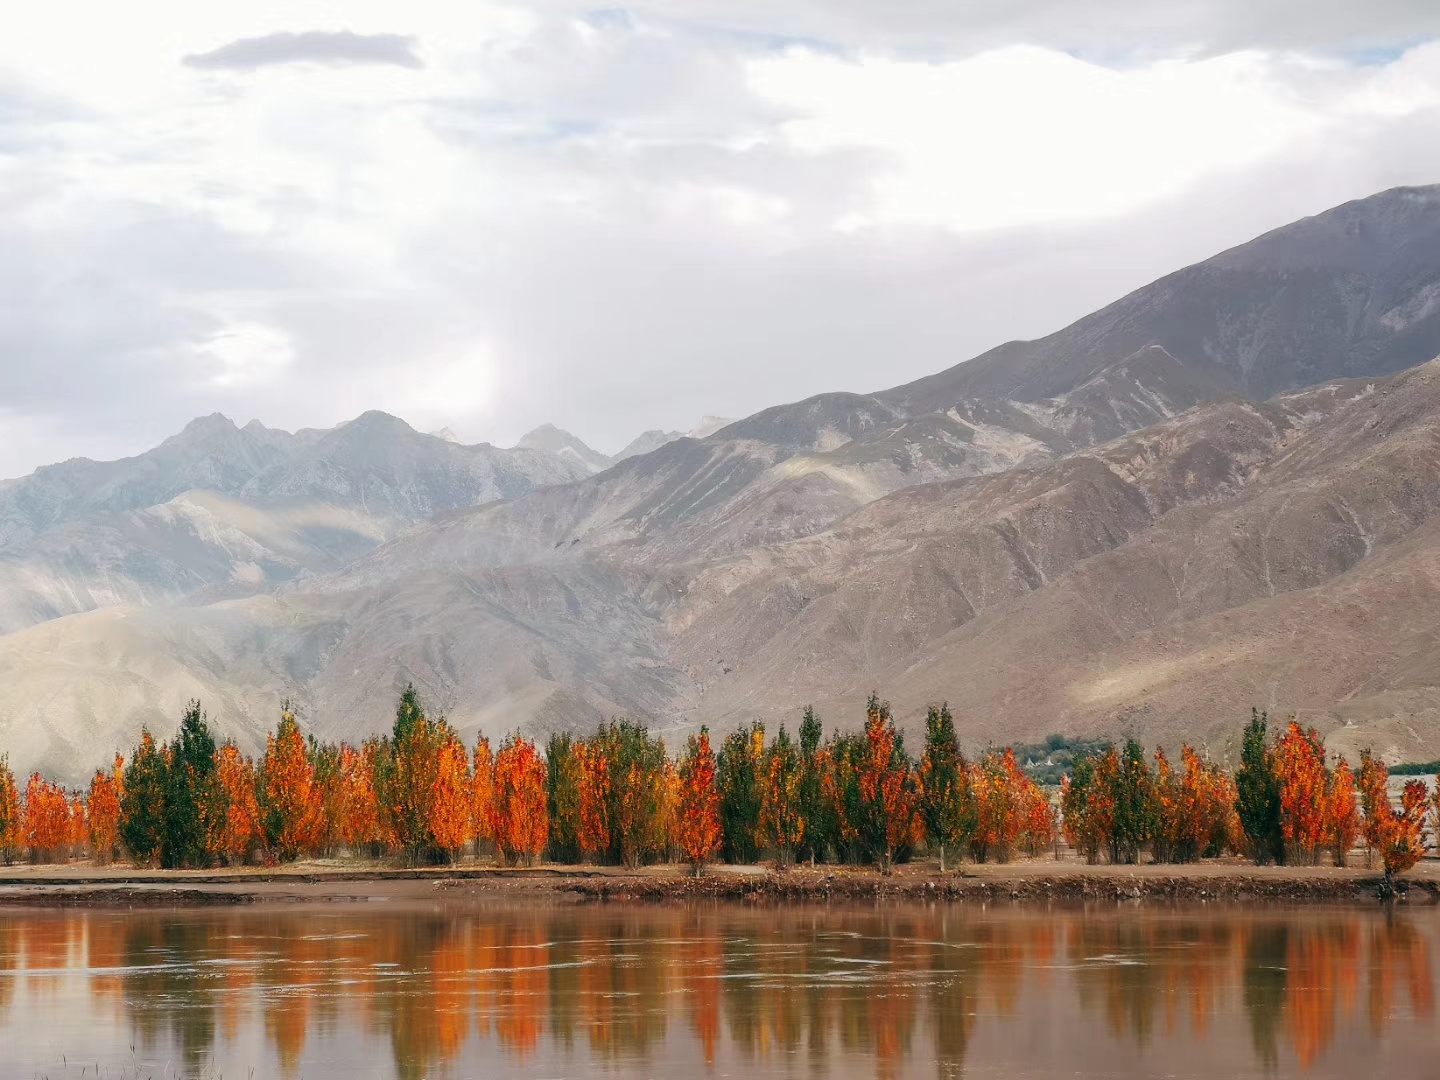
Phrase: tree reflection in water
[{"left": 0, "top": 904, "right": 1433, "bottom": 1078}]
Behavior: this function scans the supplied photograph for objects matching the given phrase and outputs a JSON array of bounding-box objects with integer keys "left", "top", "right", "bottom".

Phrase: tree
[
  {"left": 717, "top": 722, "right": 765, "bottom": 864},
  {"left": 758, "top": 727, "right": 805, "bottom": 869},
  {"left": 1236, "top": 709, "right": 1284, "bottom": 865},
  {"left": 1275, "top": 720, "right": 1328, "bottom": 865},
  {"left": 87, "top": 756, "right": 123, "bottom": 865},
  {"left": 1326, "top": 755, "right": 1360, "bottom": 868},
  {"left": 430, "top": 730, "right": 473, "bottom": 863},
  {"left": 917, "top": 703, "right": 973, "bottom": 872},
  {"left": 545, "top": 733, "right": 583, "bottom": 863},
  {"left": 574, "top": 738, "right": 611, "bottom": 862},
  {"left": 258, "top": 705, "right": 324, "bottom": 861},
  {"left": 796, "top": 707, "right": 830, "bottom": 866},
  {"left": 120, "top": 730, "right": 167, "bottom": 867},
  {"left": 1061, "top": 753, "right": 1107, "bottom": 864},
  {"left": 855, "top": 694, "right": 915, "bottom": 873},
  {"left": 0, "top": 757, "right": 19, "bottom": 865},
  {"left": 338, "top": 742, "right": 380, "bottom": 853},
  {"left": 161, "top": 700, "right": 222, "bottom": 869},
  {"left": 1357, "top": 749, "right": 1391, "bottom": 868},
  {"left": 471, "top": 736, "right": 496, "bottom": 854},
  {"left": 1108, "top": 738, "right": 1155, "bottom": 865},
  {"left": 308, "top": 738, "right": 344, "bottom": 856},
  {"left": 676, "top": 728, "right": 722, "bottom": 875},
  {"left": 23, "top": 774, "right": 70, "bottom": 861},
  {"left": 1379, "top": 779, "right": 1429, "bottom": 880},
  {"left": 214, "top": 743, "right": 261, "bottom": 866},
  {"left": 493, "top": 735, "right": 548, "bottom": 866},
  {"left": 373, "top": 689, "right": 445, "bottom": 864}
]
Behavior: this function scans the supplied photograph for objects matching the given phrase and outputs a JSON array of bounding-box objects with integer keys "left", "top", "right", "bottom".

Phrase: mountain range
[{"left": 8, "top": 184, "right": 1440, "bottom": 782}]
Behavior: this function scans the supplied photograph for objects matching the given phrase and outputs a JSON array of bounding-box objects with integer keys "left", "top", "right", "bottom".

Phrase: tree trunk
[{"left": 939, "top": 843, "right": 946, "bottom": 873}]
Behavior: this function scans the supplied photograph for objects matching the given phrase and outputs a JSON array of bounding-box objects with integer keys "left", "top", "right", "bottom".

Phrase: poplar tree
[
  {"left": 120, "top": 729, "right": 168, "bottom": 867},
  {"left": 1109, "top": 737, "right": 1156, "bottom": 865},
  {"left": 717, "top": 721, "right": 764, "bottom": 864},
  {"left": 796, "top": 707, "right": 830, "bottom": 865},
  {"left": 544, "top": 733, "right": 583, "bottom": 863},
  {"left": 918, "top": 703, "right": 973, "bottom": 872},
  {"left": 1237, "top": 708, "right": 1284, "bottom": 865},
  {"left": 161, "top": 700, "right": 221, "bottom": 869}
]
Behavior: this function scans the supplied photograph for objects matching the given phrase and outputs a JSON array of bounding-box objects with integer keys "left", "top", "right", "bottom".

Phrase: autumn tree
[
  {"left": 1105, "top": 738, "right": 1155, "bottom": 864},
  {"left": 471, "top": 735, "right": 495, "bottom": 856},
  {"left": 87, "top": 756, "right": 123, "bottom": 865},
  {"left": 822, "top": 733, "right": 865, "bottom": 864},
  {"left": 120, "top": 729, "right": 167, "bottom": 867},
  {"left": 308, "top": 738, "right": 344, "bottom": 856},
  {"left": 338, "top": 742, "right": 380, "bottom": 853},
  {"left": 213, "top": 742, "right": 261, "bottom": 865},
  {"left": 796, "top": 707, "right": 831, "bottom": 865},
  {"left": 1061, "top": 752, "right": 1108, "bottom": 863},
  {"left": 493, "top": 735, "right": 548, "bottom": 866},
  {"left": 917, "top": 703, "right": 973, "bottom": 872},
  {"left": 717, "top": 721, "right": 765, "bottom": 864},
  {"left": 159, "top": 700, "right": 223, "bottom": 869},
  {"left": 1380, "top": 780, "right": 1429, "bottom": 880},
  {"left": 258, "top": 705, "right": 324, "bottom": 861},
  {"left": 544, "top": 733, "right": 583, "bottom": 863},
  {"left": 430, "top": 729, "right": 473, "bottom": 863},
  {"left": 1237, "top": 708, "right": 1284, "bottom": 865},
  {"left": 1357, "top": 750, "right": 1390, "bottom": 869},
  {"left": 1275, "top": 720, "right": 1328, "bottom": 865},
  {"left": 574, "top": 738, "right": 611, "bottom": 862},
  {"left": 373, "top": 686, "right": 446, "bottom": 864},
  {"left": 67, "top": 793, "right": 87, "bottom": 858},
  {"left": 676, "top": 728, "right": 722, "bottom": 875},
  {"left": 572, "top": 721, "right": 668, "bottom": 866},
  {"left": 1326, "top": 755, "right": 1360, "bottom": 868},
  {"left": 758, "top": 726, "right": 805, "bottom": 869},
  {"left": 0, "top": 757, "right": 19, "bottom": 865},
  {"left": 855, "top": 694, "right": 915, "bottom": 873},
  {"left": 23, "top": 774, "right": 70, "bottom": 861}
]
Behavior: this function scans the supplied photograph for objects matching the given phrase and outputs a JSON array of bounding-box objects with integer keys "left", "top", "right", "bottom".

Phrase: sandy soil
[{"left": 0, "top": 854, "right": 1435, "bottom": 908}]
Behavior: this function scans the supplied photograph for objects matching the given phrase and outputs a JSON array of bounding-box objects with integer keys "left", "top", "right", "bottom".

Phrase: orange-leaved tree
[
  {"left": 338, "top": 742, "right": 380, "bottom": 853},
  {"left": 676, "top": 728, "right": 722, "bottom": 875},
  {"left": 758, "top": 726, "right": 805, "bottom": 869},
  {"left": 574, "top": 739, "right": 612, "bottom": 862},
  {"left": 855, "top": 694, "right": 915, "bottom": 873},
  {"left": 258, "top": 706, "right": 324, "bottom": 861},
  {"left": 471, "top": 736, "right": 495, "bottom": 855},
  {"left": 1379, "top": 779, "right": 1429, "bottom": 880},
  {"left": 1325, "top": 755, "right": 1360, "bottom": 868},
  {"left": 68, "top": 792, "right": 87, "bottom": 857},
  {"left": 1357, "top": 750, "right": 1390, "bottom": 868},
  {"left": 0, "top": 757, "right": 20, "bottom": 865},
  {"left": 493, "top": 734, "right": 548, "bottom": 866},
  {"left": 87, "top": 755, "right": 123, "bottom": 865},
  {"left": 214, "top": 742, "right": 262, "bottom": 866},
  {"left": 430, "top": 729, "right": 474, "bottom": 863},
  {"left": 23, "top": 773, "right": 71, "bottom": 861},
  {"left": 1276, "top": 720, "right": 1329, "bottom": 865}
]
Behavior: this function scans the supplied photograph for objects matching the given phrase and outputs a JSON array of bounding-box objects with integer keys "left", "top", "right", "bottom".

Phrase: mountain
[
  {"left": 615, "top": 429, "right": 685, "bottom": 461},
  {"left": 9, "top": 184, "right": 1440, "bottom": 781},
  {"left": 515, "top": 424, "right": 614, "bottom": 474},
  {"left": 0, "top": 412, "right": 592, "bottom": 635}
]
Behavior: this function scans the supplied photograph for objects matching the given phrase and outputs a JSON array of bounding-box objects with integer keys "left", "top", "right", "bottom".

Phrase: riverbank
[{"left": 0, "top": 856, "right": 1436, "bottom": 907}]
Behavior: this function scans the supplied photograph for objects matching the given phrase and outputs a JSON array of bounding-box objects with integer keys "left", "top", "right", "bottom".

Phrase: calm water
[{"left": 0, "top": 901, "right": 1435, "bottom": 1079}]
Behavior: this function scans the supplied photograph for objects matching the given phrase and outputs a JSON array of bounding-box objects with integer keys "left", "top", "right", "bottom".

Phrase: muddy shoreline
[{"left": 0, "top": 859, "right": 1435, "bottom": 908}]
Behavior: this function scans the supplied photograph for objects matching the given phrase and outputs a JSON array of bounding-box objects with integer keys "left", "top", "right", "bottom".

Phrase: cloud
[
  {"left": 0, "top": 2, "right": 1439, "bottom": 476},
  {"left": 183, "top": 30, "right": 423, "bottom": 71}
]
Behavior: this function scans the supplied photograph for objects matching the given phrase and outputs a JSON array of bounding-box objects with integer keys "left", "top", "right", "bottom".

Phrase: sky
[{"left": 3, "top": 1, "right": 1440, "bottom": 475}]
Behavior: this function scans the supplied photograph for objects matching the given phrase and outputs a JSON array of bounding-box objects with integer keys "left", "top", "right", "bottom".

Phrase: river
[{"left": 0, "top": 901, "right": 1433, "bottom": 1078}]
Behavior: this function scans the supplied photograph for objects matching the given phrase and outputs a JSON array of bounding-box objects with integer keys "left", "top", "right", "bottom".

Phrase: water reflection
[{"left": 0, "top": 903, "right": 1434, "bottom": 1078}]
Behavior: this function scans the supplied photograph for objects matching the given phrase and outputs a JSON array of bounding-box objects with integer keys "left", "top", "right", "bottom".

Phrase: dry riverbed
[{"left": 1, "top": 856, "right": 1437, "bottom": 908}]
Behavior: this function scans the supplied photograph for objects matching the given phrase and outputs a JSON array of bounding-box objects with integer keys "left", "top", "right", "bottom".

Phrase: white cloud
[{"left": 0, "top": 1, "right": 1439, "bottom": 475}]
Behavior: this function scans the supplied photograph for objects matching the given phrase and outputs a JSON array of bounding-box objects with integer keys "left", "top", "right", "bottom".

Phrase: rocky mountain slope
[{"left": 9, "top": 184, "right": 1440, "bottom": 781}]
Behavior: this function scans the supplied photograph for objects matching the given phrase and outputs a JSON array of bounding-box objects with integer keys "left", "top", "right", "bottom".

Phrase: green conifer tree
[
  {"left": 120, "top": 728, "right": 168, "bottom": 867},
  {"left": 1236, "top": 708, "right": 1284, "bottom": 865}
]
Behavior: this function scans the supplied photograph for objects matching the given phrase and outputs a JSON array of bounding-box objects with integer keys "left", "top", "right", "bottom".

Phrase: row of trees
[{"left": 0, "top": 696, "right": 1433, "bottom": 877}]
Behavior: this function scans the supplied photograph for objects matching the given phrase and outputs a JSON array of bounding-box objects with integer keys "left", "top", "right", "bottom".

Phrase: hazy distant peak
[
  {"left": 690, "top": 416, "right": 735, "bottom": 439},
  {"left": 342, "top": 410, "right": 416, "bottom": 434},
  {"left": 615, "top": 429, "right": 686, "bottom": 461},
  {"left": 429, "top": 426, "right": 462, "bottom": 444},
  {"left": 516, "top": 424, "right": 612, "bottom": 472}
]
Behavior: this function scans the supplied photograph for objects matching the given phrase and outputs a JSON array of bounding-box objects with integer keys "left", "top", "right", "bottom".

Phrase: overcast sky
[{"left": 3, "top": 1, "right": 1440, "bottom": 475}]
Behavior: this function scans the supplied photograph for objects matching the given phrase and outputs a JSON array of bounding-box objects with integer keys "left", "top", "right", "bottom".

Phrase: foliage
[
  {"left": 717, "top": 721, "right": 765, "bottom": 864},
  {"left": 431, "top": 730, "right": 473, "bottom": 861},
  {"left": 161, "top": 700, "right": 223, "bottom": 869},
  {"left": 758, "top": 727, "right": 805, "bottom": 868},
  {"left": 23, "top": 773, "right": 71, "bottom": 859},
  {"left": 213, "top": 743, "right": 261, "bottom": 865},
  {"left": 258, "top": 706, "right": 324, "bottom": 862},
  {"left": 119, "top": 730, "right": 167, "bottom": 867},
  {"left": 493, "top": 735, "right": 548, "bottom": 866},
  {"left": 86, "top": 756, "right": 123, "bottom": 865},
  {"left": 676, "top": 728, "right": 722, "bottom": 874},
  {"left": 544, "top": 733, "right": 583, "bottom": 863},
  {"left": 917, "top": 703, "right": 974, "bottom": 871},
  {"left": 1236, "top": 709, "right": 1284, "bottom": 865},
  {"left": 795, "top": 707, "right": 831, "bottom": 865},
  {"left": 0, "top": 757, "right": 20, "bottom": 865}
]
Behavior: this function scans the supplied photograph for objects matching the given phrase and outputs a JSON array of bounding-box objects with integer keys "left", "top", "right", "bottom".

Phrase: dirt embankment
[{"left": 0, "top": 858, "right": 1437, "bottom": 908}]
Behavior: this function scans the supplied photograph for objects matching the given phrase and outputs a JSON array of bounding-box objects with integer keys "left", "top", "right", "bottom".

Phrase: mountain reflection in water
[{"left": 0, "top": 903, "right": 1433, "bottom": 1079}]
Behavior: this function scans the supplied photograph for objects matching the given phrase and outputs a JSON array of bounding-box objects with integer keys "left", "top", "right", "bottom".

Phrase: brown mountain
[{"left": 8, "top": 185, "right": 1440, "bottom": 780}]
